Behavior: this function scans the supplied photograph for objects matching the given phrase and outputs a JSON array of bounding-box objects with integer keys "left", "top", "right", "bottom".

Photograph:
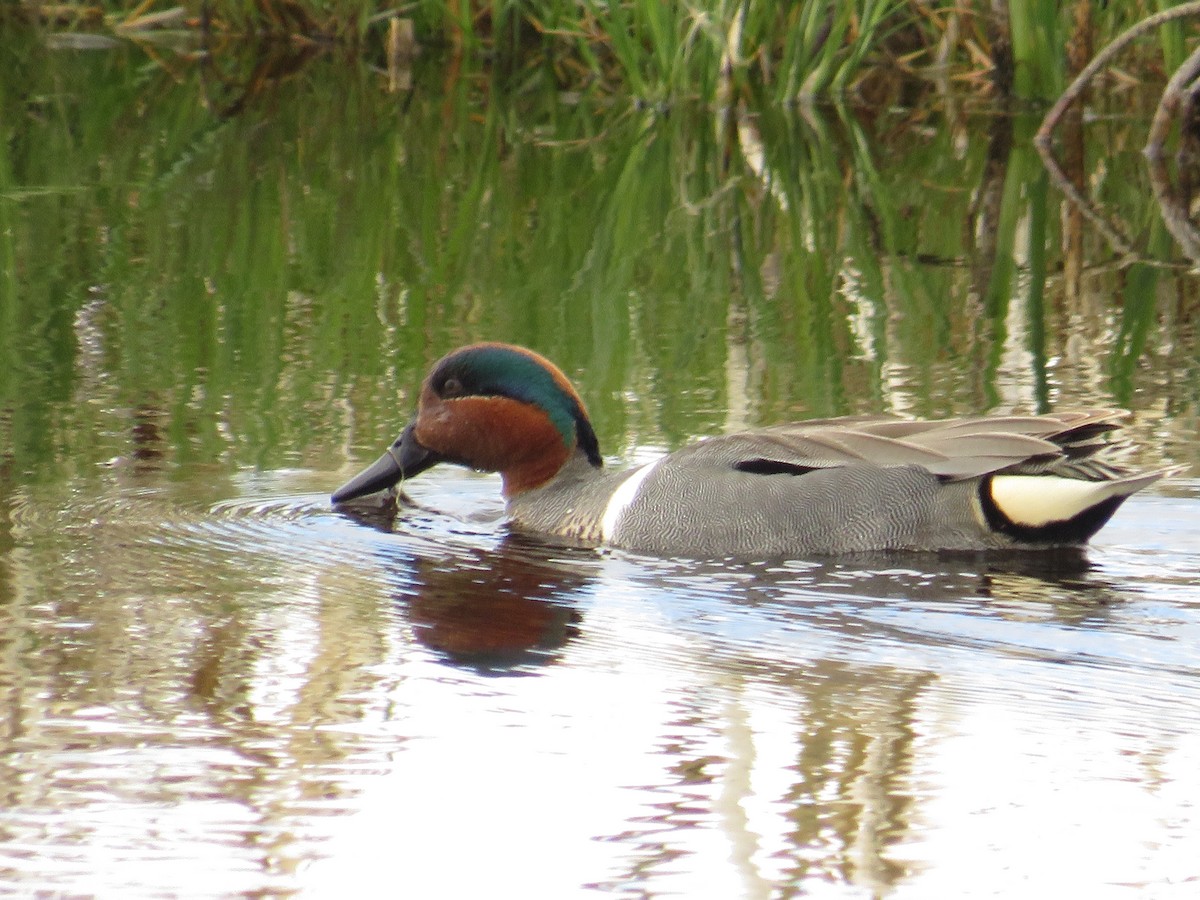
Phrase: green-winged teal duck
[{"left": 332, "top": 343, "right": 1167, "bottom": 558}]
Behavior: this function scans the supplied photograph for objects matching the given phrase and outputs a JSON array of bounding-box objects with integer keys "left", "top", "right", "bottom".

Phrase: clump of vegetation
[{"left": 6, "top": 0, "right": 1196, "bottom": 104}]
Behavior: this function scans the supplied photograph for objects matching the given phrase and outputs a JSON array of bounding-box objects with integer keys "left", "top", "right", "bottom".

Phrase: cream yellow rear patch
[
  {"left": 990, "top": 474, "right": 1118, "bottom": 527},
  {"left": 990, "top": 470, "right": 1172, "bottom": 528}
]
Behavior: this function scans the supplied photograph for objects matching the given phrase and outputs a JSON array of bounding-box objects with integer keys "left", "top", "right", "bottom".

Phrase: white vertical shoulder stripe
[{"left": 600, "top": 460, "right": 660, "bottom": 542}]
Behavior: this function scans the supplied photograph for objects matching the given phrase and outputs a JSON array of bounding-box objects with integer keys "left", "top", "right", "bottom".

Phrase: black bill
[{"left": 331, "top": 423, "right": 443, "bottom": 505}]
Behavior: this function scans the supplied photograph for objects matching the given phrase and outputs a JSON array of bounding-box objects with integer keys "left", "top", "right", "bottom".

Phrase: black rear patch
[{"left": 735, "top": 458, "right": 818, "bottom": 477}]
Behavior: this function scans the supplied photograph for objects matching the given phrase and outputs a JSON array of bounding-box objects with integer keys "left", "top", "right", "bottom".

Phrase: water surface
[
  {"left": 2, "top": 33, "right": 1199, "bottom": 898},
  {"left": 3, "top": 464, "right": 1199, "bottom": 897}
]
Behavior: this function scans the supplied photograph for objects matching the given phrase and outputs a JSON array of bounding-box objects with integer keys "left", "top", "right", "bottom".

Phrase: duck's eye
[{"left": 441, "top": 377, "right": 464, "bottom": 398}]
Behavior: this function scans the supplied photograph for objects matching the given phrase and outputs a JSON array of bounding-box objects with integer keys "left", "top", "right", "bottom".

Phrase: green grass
[{"left": 5, "top": 1, "right": 1191, "bottom": 104}]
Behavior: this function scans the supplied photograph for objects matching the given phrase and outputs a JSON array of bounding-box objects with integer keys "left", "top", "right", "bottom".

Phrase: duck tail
[{"left": 981, "top": 468, "right": 1175, "bottom": 545}]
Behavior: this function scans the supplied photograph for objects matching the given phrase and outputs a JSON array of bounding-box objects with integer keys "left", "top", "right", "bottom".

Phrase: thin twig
[
  {"left": 1145, "top": 42, "right": 1200, "bottom": 160},
  {"left": 1038, "top": 151, "right": 1140, "bottom": 262},
  {"left": 1144, "top": 44, "right": 1200, "bottom": 268},
  {"left": 1035, "top": 1, "right": 1200, "bottom": 150},
  {"left": 1147, "top": 151, "right": 1200, "bottom": 268}
]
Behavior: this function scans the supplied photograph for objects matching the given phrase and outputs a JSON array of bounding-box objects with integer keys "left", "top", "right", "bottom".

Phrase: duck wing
[{"left": 680, "top": 410, "right": 1129, "bottom": 481}]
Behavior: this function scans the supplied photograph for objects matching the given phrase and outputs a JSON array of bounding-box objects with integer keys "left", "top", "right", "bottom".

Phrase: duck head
[{"left": 332, "top": 343, "right": 603, "bottom": 504}]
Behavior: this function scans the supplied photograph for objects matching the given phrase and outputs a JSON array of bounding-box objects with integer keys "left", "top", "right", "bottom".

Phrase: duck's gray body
[{"left": 507, "top": 411, "right": 1164, "bottom": 558}]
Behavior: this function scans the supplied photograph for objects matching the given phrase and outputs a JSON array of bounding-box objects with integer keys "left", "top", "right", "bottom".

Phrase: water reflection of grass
[{"left": 0, "top": 32, "right": 1195, "bottom": 489}]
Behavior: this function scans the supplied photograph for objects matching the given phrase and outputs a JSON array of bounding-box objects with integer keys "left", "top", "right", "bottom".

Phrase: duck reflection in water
[
  {"left": 338, "top": 497, "right": 586, "bottom": 672},
  {"left": 406, "top": 538, "right": 587, "bottom": 673}
]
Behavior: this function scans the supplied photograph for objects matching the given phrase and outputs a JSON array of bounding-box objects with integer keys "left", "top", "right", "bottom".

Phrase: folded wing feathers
[
  {"left": 727, "top": 410, "right": 1137, "bottom": 481},
  {"left": 799, "top": 429, "right": 953, "bottom": 466}
]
